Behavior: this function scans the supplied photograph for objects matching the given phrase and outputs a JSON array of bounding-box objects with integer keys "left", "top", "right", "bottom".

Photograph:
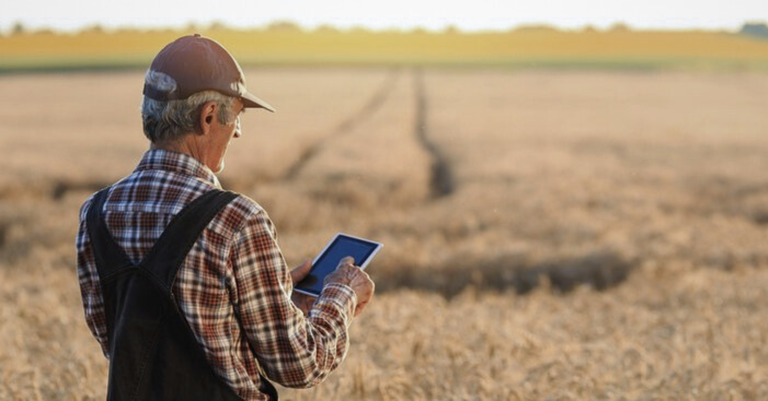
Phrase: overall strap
[
  {"left": 140, "top": 189, "right": 239, "bottom": 291},
  {"left": 86, "top": 187, "right": 134, "bottom": 281}
]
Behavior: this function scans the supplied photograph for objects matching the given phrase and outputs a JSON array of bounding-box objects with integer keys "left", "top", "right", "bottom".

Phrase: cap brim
[{"left": 242, "top": 91, "right": 275, "bottom": 113}]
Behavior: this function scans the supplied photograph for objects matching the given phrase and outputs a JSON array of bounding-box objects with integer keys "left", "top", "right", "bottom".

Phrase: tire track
[
  {"left": 375, "top": 249, "right": 635, "bottom": 298},
  {"left": 413, "top": 68, "right": 454, "bottom": 199},
  {"left": 283, "top": 69, "right": 401, "bottom": 181},
  {"left": 0, "top": 179, "right": 109, "bottom": 201}
]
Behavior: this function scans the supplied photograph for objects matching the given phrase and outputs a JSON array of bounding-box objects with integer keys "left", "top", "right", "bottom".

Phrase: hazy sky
[{"left": 3, "top": 0, "right": 767, "bottom": 32}]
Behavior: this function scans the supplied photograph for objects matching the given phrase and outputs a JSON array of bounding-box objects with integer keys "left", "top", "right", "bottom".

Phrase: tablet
[{"left": 294, "top": 233, "right": 383, "bottom": 298}]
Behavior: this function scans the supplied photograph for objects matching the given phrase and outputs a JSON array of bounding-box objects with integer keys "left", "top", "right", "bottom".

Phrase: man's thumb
[{"left": 291, "top": 259, "right": 313, "bottom": 283}]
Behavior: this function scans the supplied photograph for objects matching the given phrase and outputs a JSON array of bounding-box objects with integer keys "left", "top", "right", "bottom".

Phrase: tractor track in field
[
  {"left": 413, "top": 68, "right": 454, "bottom": 199},
  {"left": 282, "top": 69, "right": 401, "bottom": 181},
  {"left": 0, "top": 178, "right": 110, "bottom": 202},
  {"left": 279, "top": 67, "right": 457, "bottom": 201}
]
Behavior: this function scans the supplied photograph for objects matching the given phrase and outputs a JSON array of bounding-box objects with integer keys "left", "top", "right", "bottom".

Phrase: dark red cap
[{"left": 143, "top": 34, "right": 274, "bottom": 112}]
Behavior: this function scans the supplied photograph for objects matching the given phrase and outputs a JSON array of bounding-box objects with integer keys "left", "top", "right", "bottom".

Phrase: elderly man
[{"left": 76, "top": 34, "right": 374, "bottom": 400}]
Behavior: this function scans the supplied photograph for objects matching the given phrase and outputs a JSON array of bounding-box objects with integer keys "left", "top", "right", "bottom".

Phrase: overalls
[{"left": 86, "top": 188, "right": 278, "bottom": 400}]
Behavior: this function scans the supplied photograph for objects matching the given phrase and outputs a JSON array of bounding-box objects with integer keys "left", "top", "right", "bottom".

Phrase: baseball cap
[{"left": 143, "top": 34, "right": 275, "bottom": 112}]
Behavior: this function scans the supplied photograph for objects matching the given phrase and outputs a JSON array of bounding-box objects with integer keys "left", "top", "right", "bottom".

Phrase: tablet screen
[{"left": 295, "top": 234, "right": 381, "bottom": 296}]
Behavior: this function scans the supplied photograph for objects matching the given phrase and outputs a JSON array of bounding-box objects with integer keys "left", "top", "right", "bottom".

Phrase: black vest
[{"left": 86, "top": 188, "right": 278, "bottom": 401}]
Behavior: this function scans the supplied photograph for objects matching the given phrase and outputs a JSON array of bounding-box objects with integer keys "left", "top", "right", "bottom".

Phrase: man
[{"left": 76, "top": 34, "right": 375, "bottom": 400}]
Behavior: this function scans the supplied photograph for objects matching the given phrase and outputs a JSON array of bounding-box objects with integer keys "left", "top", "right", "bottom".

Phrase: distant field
[
  {"left": 2, "top": 68, "right": 768, "bottom": 399},
  {"left": 2, "top": 28, "right": 768, "bottom": 71}
]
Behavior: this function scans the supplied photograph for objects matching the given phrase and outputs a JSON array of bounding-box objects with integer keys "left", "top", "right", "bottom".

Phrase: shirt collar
[{"left": 134, "top": 149, "right": 222, "bottom": 189}]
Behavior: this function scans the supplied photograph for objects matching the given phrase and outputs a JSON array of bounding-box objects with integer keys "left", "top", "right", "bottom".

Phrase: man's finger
[
  {"left": 354, "top": 299, "right": 369, "bottom": 317},
  {"left": 290, "top": 259, "right": 312, "bottom": 283},
  {"left": 298, "top": 258, "right": 312, "bottom": 273},
  {"left": 337, "top": 256, "right": 355, "bottom": 269}
]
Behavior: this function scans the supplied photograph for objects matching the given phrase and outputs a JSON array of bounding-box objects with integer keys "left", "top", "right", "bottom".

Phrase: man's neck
[{"left": 150, "top": 136, "right": 201, "bottom": 162}]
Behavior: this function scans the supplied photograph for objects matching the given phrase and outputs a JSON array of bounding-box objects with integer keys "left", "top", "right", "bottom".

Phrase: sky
[{"left": 2, "top": 0, "right": 767, "bottom": 32}]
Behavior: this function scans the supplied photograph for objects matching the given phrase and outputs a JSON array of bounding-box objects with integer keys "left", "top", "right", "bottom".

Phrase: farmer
[{"left": 75, "top": 34, "right": 374, "bottom": 400}]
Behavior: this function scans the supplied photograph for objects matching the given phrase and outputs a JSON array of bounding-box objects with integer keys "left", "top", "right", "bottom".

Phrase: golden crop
[
  {"left": 1, "top": 67, "right": 768, "bottom": 399},
  {"left": 1, "top": 28, "right": 768, "bottom": 70}
]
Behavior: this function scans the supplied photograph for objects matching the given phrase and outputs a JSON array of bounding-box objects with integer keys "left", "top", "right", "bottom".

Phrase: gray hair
[{"left": 141, "top": 70, "right": 237, "bottom": 143}]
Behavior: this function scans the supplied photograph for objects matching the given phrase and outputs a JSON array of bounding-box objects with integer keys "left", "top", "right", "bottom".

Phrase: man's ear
[{"left": 198, "top": 101, "right": 218, "bottom": 135}]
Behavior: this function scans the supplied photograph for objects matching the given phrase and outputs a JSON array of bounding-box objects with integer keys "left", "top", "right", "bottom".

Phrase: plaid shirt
[{"left": 76, "top": 149, "right": 357, "bottom": 400}]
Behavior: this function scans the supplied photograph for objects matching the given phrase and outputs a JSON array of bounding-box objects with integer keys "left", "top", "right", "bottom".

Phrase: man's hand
[
  {"left": 290, "top": 259, "right": 315, "bottom": 315},
  {"left": 324, "top": 256, "right": 375, "bottom": 317}
]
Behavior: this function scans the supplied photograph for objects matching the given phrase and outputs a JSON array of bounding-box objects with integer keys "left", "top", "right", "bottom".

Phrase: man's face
[{"left": 208, "top": 98, "right": 245, "bottom": 174}]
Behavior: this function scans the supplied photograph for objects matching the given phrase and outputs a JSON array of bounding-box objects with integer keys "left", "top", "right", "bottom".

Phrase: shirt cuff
[{"left": 315, "top": 283, "right": 357, "bottom": 323}]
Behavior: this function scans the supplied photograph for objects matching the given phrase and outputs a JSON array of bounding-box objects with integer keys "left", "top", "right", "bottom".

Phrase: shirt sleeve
[
  {"left": 229, "top": 209, "right": 357, "bottom": 389},
  {"left": 75, "top": 197, "right": 110, "bottom": 359}
]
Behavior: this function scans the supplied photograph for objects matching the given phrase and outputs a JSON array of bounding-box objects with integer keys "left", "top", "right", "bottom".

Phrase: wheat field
[
  {"left": 1, "top": 68, "right": 768, "bottom": 400},
  {"left": 3, "top": 28, "right": 768, "bottom": 70}
]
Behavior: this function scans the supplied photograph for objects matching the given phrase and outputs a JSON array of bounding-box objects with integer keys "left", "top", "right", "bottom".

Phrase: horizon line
[{"left": 3, "top": 18, "right": 768, "bottom": 36}]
